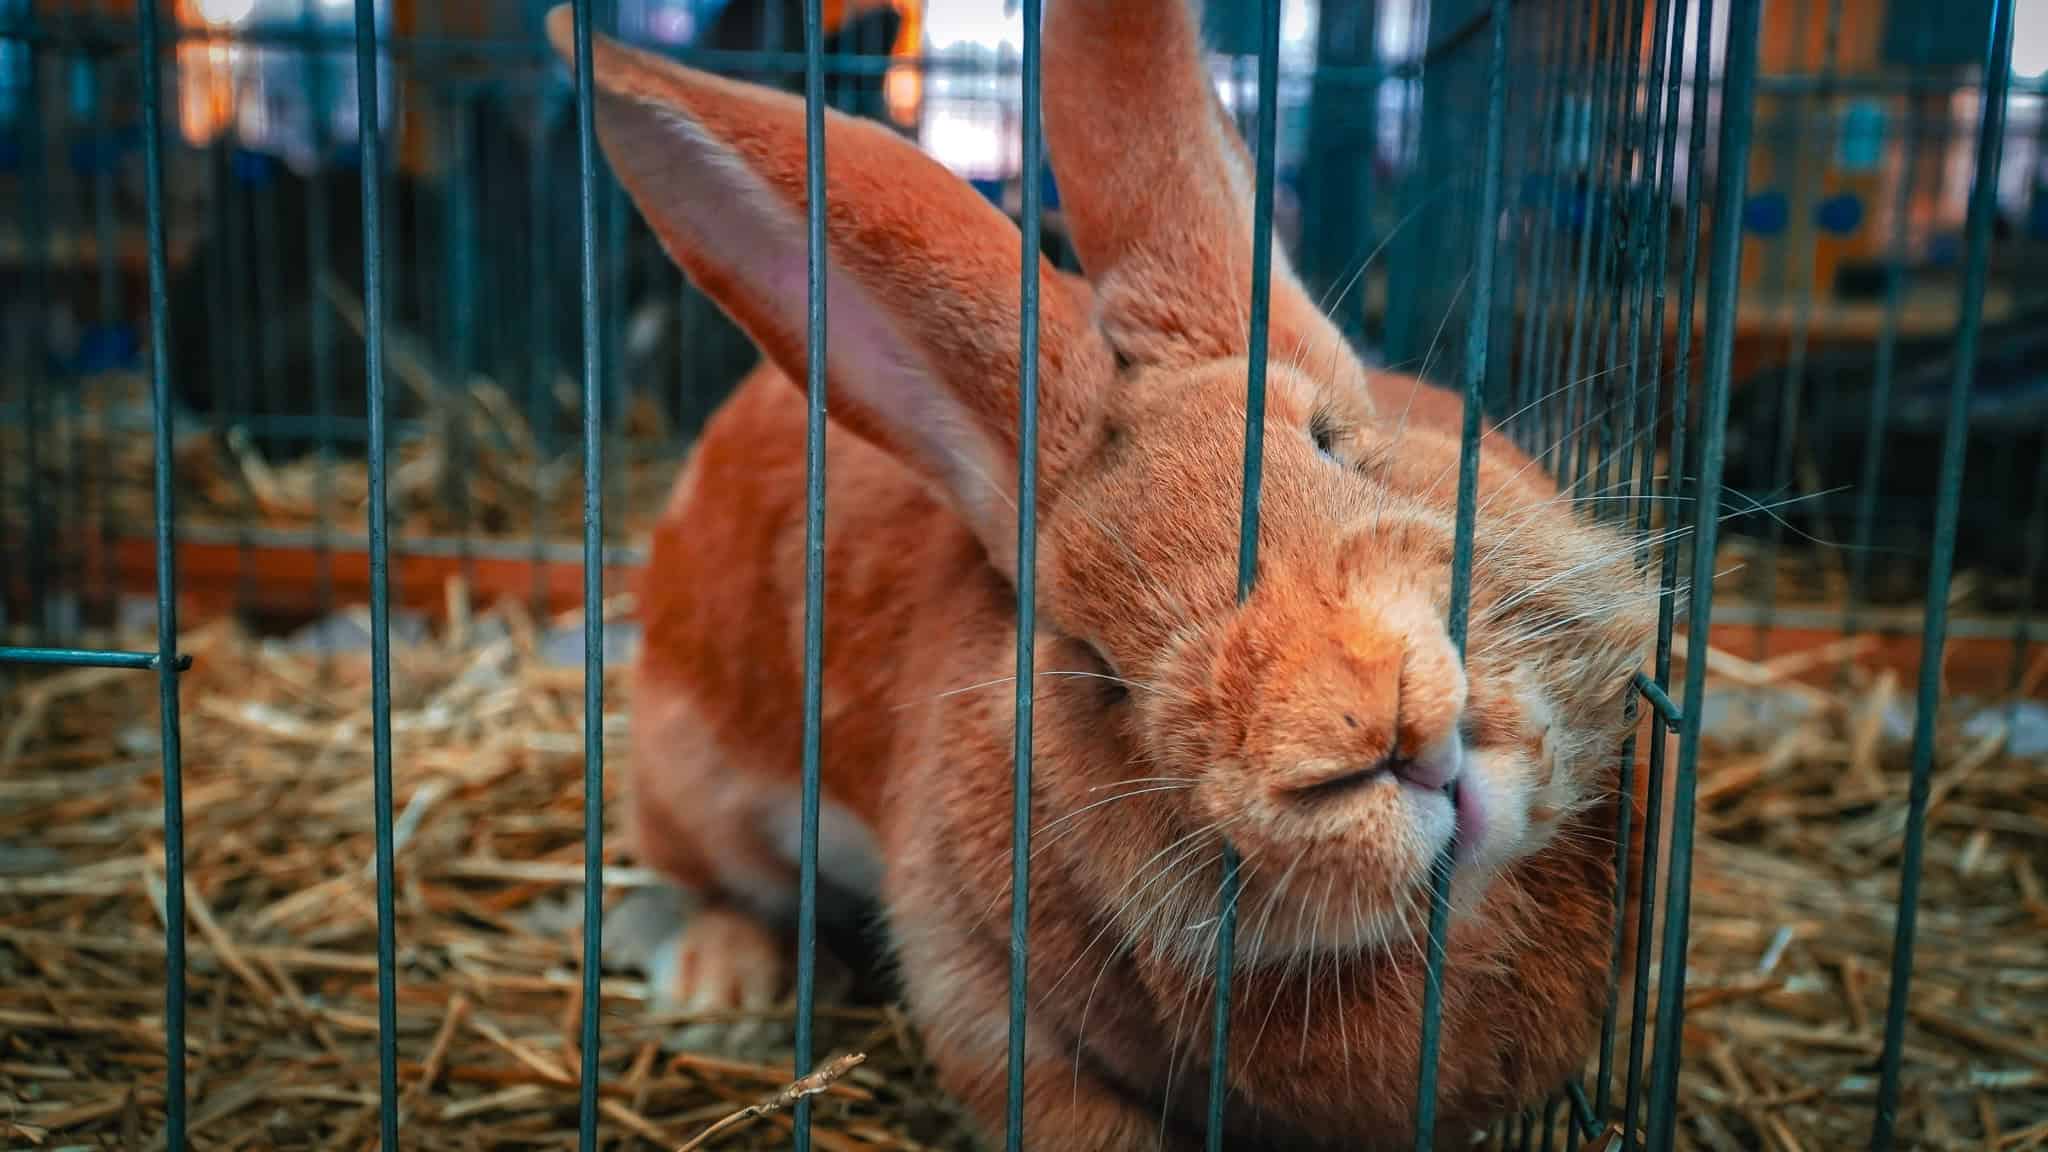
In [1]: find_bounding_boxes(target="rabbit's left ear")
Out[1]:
[546,7,1113,579]
[1043,0,1361,396]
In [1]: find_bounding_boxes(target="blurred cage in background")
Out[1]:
[0,0,2041,639]
[0,0,2044,1148]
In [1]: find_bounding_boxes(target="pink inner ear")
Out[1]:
[596,90,1017,566]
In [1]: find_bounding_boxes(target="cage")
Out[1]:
[0,0,2042,1148]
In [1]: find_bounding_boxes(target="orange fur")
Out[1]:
[553,1,1658,1146]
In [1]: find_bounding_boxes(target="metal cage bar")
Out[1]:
[1870,3,2017,1147]
[791,0,830,1142]
[1003,0,1046,1146]
[1748,0,1847,665]
[1207,2,1284,1144]
[1414,0,1511,1146]
[349,0,402,1142]
[0,0,196,1145]
[1624,0,1717,1142]
[1646,1,1765,1146]
[569,0,608,1143]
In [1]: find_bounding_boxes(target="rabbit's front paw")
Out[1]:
[648,905,786,1054]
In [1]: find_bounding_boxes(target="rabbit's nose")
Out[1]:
[1390,732,1463,792]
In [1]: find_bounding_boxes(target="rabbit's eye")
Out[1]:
[1308,410,1342,461]
[1090,648,1130,703]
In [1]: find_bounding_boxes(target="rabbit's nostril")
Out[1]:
[1391,734,1464,792]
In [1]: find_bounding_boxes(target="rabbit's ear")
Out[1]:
[1043,0,1356,384]
[546,7,1111,577]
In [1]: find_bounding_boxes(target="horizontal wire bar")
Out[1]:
[112,526,648,569]
[0,646,192,671]
[1632,672,1682,727]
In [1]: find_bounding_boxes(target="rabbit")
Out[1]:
[547,0,1658,1145]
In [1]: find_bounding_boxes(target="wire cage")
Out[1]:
[0,0,2041,1148]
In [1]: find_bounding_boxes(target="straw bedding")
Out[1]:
[4,590,2044,1151]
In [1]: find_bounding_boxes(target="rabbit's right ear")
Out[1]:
[1044,0,1360,396]
[546,7,1112,579]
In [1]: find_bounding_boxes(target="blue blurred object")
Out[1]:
[1927,231,1961,267]
[1837,100,1885,173]
[74,324,141,376]
[232,149,277,187]
[69,135,121,175]
[1814,192,1864,236]
[1743,189,1789,236]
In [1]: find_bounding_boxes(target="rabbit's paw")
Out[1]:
[647,905,787,1055]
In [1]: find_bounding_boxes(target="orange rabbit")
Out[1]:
[549,0,1656,1145]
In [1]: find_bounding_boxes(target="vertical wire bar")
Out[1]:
[568,0,606,1145]
[1754,0,1846,663]
[1646,1,1764,1147]
[1532,0,1592,462]
[299,0,337,658]
[352,0,401,1142]
[90,23,121,623]
[1844,85,1930,639]
[598,0,626,560]
[1556,0,1620,490]
[1210,4,1283,1146]
[1416,2,1510,1146]
[255,156,284,457]
[1514,4,1570,444]
[56,26,86,640]
[18,0,50,641]
[792,0,829,1142]
[138,0,187,1142]
[1381,0,1426,365]
[1587,0,1649,506]
[1002,0,1044,1146]
[1623,0,1709,1143]
[1870,3,2015,1146]
[527,78,556,613]
[225,141,255,612]
[1490,19,1529,426]
[448,86,478,589]
[1596,0,1680,1121]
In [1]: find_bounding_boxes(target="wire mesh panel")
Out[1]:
[0,0,2040,1148]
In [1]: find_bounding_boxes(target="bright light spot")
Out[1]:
[1283,0,1313,49]
[921,104,1010,177]
[2015,1,2048,81]
[923,0,1019,52]
[316,0,354,11]
[194,0,259,27]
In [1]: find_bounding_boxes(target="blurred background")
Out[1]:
[0,0,2042,637]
